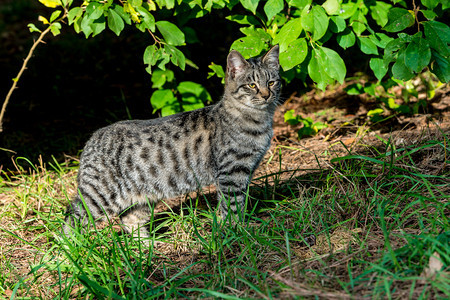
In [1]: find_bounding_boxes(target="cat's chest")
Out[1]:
[223,125,273,154]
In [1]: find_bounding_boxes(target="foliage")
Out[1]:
[29,0,450,117]
[284,109,327,138]
[150,69,212,116]
[344,71,442,121]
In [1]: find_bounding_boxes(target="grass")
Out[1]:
[0,128,449,299]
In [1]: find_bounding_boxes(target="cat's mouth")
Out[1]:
[252,96,275,106]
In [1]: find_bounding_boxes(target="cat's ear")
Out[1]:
[227,50,248,79]
[262,45,279,69]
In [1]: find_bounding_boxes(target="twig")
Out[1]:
[0,26,52,132]
[412,0,420,32]
[147,28,162,46]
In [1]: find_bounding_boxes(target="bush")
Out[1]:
[14,0,450,116]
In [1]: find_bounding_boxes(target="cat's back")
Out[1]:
[82,105,216,156]
[78,106,218,191]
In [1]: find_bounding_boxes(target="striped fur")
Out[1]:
[64,45,281,239]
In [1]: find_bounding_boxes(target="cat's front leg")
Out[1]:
[217,177,250,222]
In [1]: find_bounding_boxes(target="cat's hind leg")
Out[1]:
[119,203,152,244]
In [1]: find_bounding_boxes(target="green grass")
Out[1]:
[0,130,448,299]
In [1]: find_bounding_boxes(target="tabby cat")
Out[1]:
[63,45,281,239]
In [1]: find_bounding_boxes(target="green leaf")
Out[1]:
[135,6,155,31]
[161,104,181,117]
[273,18,302,52]
[383,38,407,64]
[423,21,450,57]
[398,32,417,43]
[313,121,327,131]
[308,48,333,90]
[68,7,83,25]
[27,23,42,33]
[156,0,175,9]
[178,81,211,111]
[150,89,177,111]
[143,45,160,73]
[421,0,439,9]
[350,9,367,35]
[301,5,329,41]
[85,2,104,21]
[50,10,61,22]
[339,2,358,19]
[367,108,384,116]
[370,57,389,81]
[344,83,364,95]
[165,45,186,70]
[226,15,261,26]
[322,0,340,15]
[363,83,377,96]
[208,63,226,82]
[383,8,415,32]
[264,0,283,21]
[336,28,355,49]
[178,80,207,95]
[240,27,271,42]
[358,36,378,55]
[80,3,105,38]
[392,49,415,81]
[284,109,300,125]
[108,8,124,36]
[386,97,400,109]
[151,69,174,89]
[231,36,266,58]
[369,33,394,48]
[318,46,346,84]
[370,1,391,27]
[82,16,106,38]
[156,51,171,71]
[288,0,311,10]
[156,21,185,46]
[279,38,308,71]
[329,16,346,33]
[129,0,143,7]
[240,0,260,14]
[421,10,437,20]
[113,5,131,25]
[50,22,61,36]
[404,37,431,73]
[430,50,450,83]
[298,124,317,138]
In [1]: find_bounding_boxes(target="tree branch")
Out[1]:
[0,25,52,132]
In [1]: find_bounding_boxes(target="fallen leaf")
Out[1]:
[423,251,443,278]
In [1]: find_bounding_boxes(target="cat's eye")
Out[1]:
[248,83,257,89]
[268,81,275,87]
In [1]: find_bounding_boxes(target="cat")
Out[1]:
[63,45,281,240]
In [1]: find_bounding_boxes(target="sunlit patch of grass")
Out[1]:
[0,129,448,298]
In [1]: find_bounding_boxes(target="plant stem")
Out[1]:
[0,26,52,132]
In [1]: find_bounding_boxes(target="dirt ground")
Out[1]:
[152,81,450,215]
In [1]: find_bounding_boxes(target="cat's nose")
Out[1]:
[261,89,270,100]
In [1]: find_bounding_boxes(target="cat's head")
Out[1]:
[226,45,281,109]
